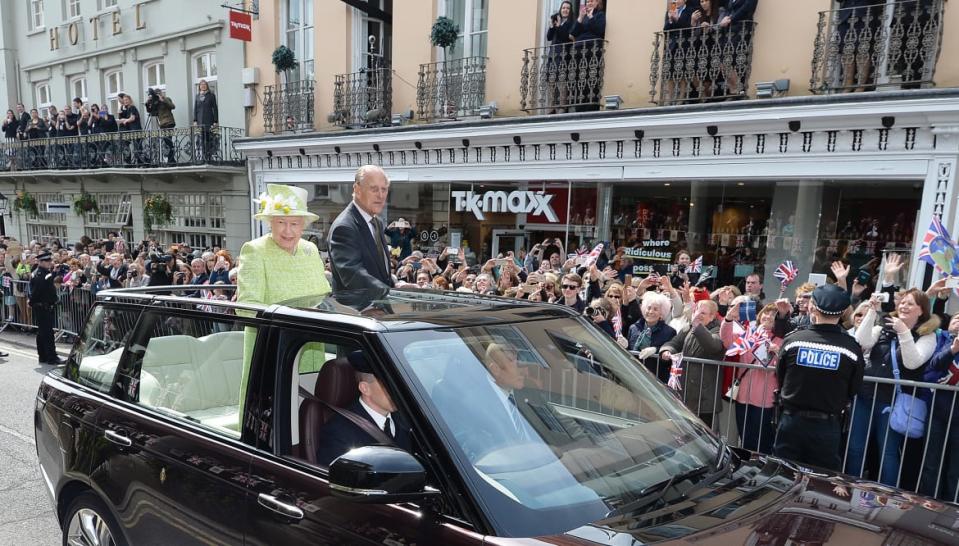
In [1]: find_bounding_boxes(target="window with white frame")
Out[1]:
[36,82,52,109]
[284,0,315,80]
[144,61,166,91]
[101,0,118,8]
[30,0,45,30]
[70,77,88,103]
[442,0,488,59]
[192,52,217,95]
[66,0,80,19]
[104,70,122,115]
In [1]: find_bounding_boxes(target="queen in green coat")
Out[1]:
[236,184,331,416]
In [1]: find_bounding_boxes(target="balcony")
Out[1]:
[650,22,758,105]
[0,127,245,172]
[331,65,392,129]
[416,56,488,122]
[810,0,944,94]
[263,80,315,134]
[520,38,607,114]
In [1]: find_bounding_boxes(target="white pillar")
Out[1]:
[909,125,959,289]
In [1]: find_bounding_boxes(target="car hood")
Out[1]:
[546,453,959,546]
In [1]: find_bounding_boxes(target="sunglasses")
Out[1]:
[607,294,622,299]
[562,284,579,290]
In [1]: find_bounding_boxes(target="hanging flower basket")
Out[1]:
[143,193,173,231]
[73,192,100,216]
[13,191,39,218]
[271,45,298,74]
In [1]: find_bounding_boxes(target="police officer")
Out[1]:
[30,251,62,365]
[773,283,864,471]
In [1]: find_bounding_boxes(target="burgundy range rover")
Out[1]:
[35,287,959,545]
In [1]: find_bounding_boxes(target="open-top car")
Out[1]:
[35,286,959,545]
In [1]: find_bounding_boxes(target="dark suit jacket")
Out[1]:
[726,0,757,23]
[570,10,606,41]
[315,399,411,467]
[664,3,697,32]
[329,202,394,294]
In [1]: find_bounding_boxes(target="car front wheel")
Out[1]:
[62,492,122,546]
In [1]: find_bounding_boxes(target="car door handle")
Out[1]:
[257,493,304,520]
[104,429,132,447]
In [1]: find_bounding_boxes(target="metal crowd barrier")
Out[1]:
[635,353,959,504]
[0,279,90,341]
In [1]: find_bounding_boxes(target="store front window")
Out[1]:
[610,180,920,296]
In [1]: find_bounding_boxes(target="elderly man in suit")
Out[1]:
[329,165,395,295]
[316,351,412,466]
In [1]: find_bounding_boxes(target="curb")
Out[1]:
[0,331,71,358]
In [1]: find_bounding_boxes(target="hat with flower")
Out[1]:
[253,184,318,223]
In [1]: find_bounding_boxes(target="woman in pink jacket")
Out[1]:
[721,300,782,455]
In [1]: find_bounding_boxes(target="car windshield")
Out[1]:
[384,317,723,538]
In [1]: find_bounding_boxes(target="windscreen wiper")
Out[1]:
[603,465,711,519]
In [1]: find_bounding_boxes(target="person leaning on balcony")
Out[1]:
[718,0,757,97]
[546,1,576,114]
[193,79,218,159]
[569,0,606,111]
[690,0,727,100]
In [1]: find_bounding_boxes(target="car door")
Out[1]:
[93,308,266,545]
[242,325,486,545]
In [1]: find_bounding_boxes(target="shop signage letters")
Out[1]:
[49,4,147,50]
[229,10,253,41]
[451,190,558,222]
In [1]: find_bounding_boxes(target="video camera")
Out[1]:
[145,88,161,115]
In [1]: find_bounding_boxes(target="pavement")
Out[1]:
[0,331,70,545]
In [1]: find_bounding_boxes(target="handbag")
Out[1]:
[725,368,749,400]
[887,339,928,439]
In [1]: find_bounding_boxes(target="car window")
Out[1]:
[385,318,722,538]
[66,304,140,393]
[278,332,366,466]
[115,311,257,439]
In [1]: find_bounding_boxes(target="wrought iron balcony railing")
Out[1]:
[520,38,607,114]
[810,0,944,94]
[263,79,315,133]
[417,56,488,122]
[0,127,244,172]
[332,66,392,129]
[649,22,757,105]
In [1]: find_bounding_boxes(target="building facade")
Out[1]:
[0,0,250,254]
[237,0,959,292]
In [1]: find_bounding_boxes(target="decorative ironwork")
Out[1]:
[810,0,944,94]
[263,79,315,133]
[417,56,488,122]
[332,63,392,129]
[649,22,757,105]
[0,127,245,172]
[520,38,607,114]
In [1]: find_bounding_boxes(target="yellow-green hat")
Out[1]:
[253,184,319,223]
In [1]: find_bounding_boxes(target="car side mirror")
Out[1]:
[329,446,441,504]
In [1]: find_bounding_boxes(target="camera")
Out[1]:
[585,306,602,318]
[145,88,160,115]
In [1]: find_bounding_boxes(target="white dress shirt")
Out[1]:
[353,200,380,242]
[358,396,394,436]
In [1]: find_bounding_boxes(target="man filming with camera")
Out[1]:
[145,88,177,164]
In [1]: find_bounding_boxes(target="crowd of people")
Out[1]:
[8,177,959,503]
[1,80,219,169]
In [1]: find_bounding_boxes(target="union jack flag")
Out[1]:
[917,215,959,275]
[774,260,799,288]
[581,243,604,269]
[667,353,684,391]
[688,256,703,273]
[725,323,771,357]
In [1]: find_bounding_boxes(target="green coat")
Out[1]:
[236,235,332,417]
